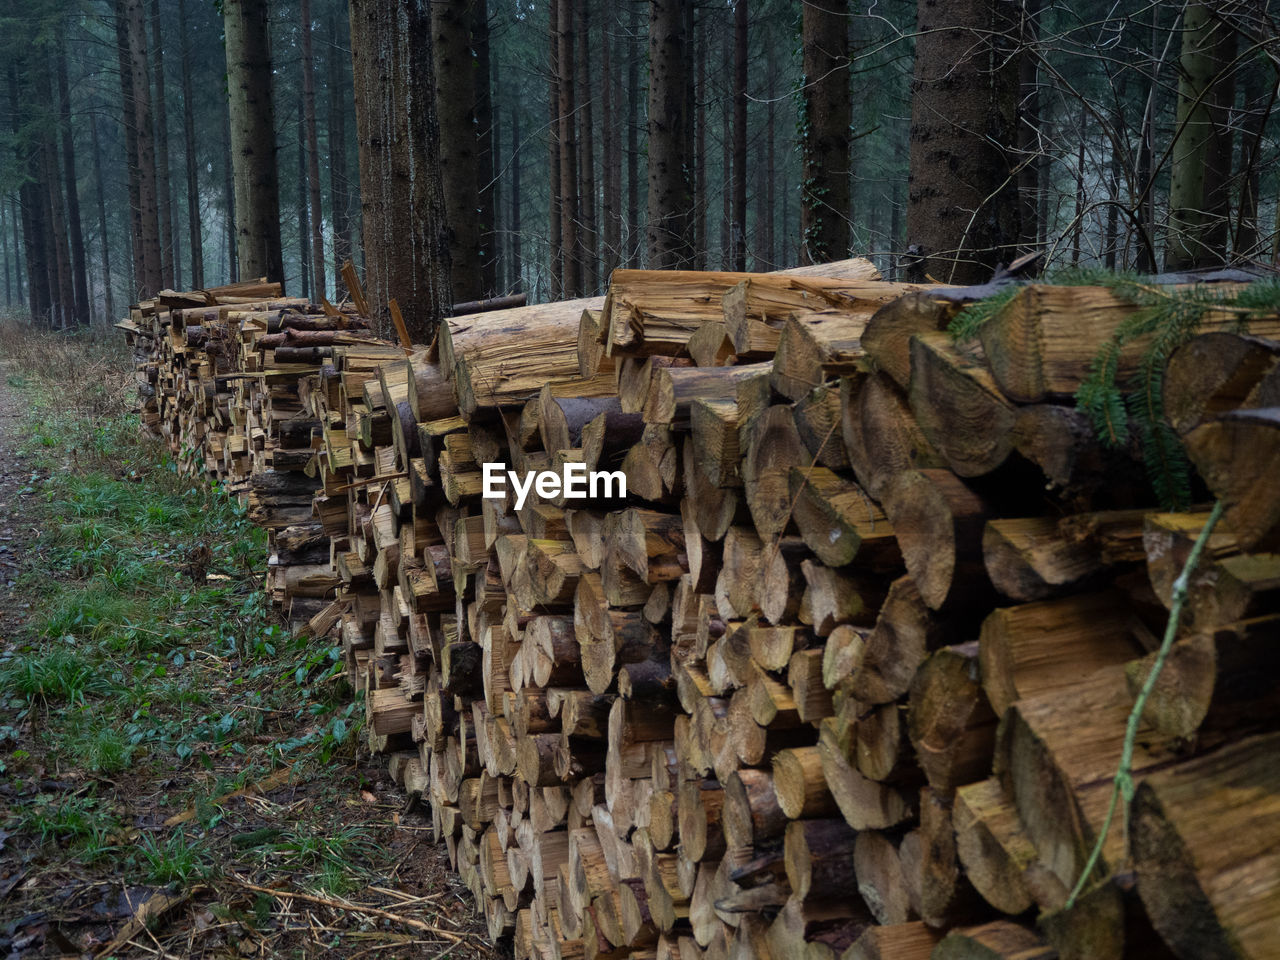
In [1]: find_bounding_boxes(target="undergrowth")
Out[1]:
[0,320,382,915]
[948,272,1280,509]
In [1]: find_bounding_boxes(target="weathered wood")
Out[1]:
[1132,730,1280,960]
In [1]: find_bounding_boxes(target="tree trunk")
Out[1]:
[178,0,203,289]
[121,0,163,298]
[1,200,8,307]
[1232,52,1272,258]
[646,0,694,268]
[693,18,706,270]
[432,0,482,303]
[548,0,562,298]
[8,195,24,307]
[576,0,598,293]
[35,60,73,327]
[557,0,581,296]
[601,14,620,279]
[800,0,849,266]
[348,0,452,342]
[1165,2,1235,270]
[720,8,732,269]
[1072,132,1084,266]
[90,116,115,323]
[56,31,88,325]
[474,0,497,295]
[511,93,522,288]
[326,8,349,295]
[223,0,283,284]
[10,61,48,319]
[296,112,310,298]
[222,102,237,282]
[1015,0,1041,254]
[764,32,776,268]
[111,14,141,302]
[731,0,748,271]
[149,0,175,289]
[626,0,640,267]
[905,0,1020,284]
[300,0,327,297]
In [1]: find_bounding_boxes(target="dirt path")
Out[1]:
[0,367,45,642]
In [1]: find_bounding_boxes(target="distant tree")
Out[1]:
[177,0,203,289]
[433,0,483,302]
[1165,3,1237,270]
[349,0,451,341]
[299,0,326,297]
[646,0,694,268]
[905,0,1020,283]
[223,0,283,283]
[800,0,850,266]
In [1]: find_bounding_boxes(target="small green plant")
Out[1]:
[136,831,211,885]
[0,645,114,705]
[950,273,1280,509]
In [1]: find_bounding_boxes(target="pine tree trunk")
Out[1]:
[473,0,497,295]
[1232,54,1272,258]
[511,94,522,289]
[1015,0,1041,254]
[56,32,89,324]
[764,32,776,268]
[223,0,283,284]
[296,113,310,298]
[646,0,693,268]
[111,15,142,302]
[34,60,73,327]
[731,0,748,271]
[1,201,9,307]
[626,0,640,267]
[222,102,237,282]
[800,0,849,266]
[548,0,562,298]
[1165,2,1235,270]
[8,195,24,306]
[719,10,732,269]
[300,0,326,297]
[149,0,175,289]
[178,0,203,289]
[557,0,581,296]
[492,96,504,290]
[326,8,349,295]
[693,18,706,270]
[121,0,163,297]
[10,55,48,319]
[601,16,620,278]
[905,0,1020,284]
[433,0,483,302]
[576,0,598,294]
[90,117,115,323]
[348,0,452,341]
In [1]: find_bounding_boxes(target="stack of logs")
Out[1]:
[118,277,401,630]
[124,264,1280,960]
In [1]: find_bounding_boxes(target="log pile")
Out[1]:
[123,266,1280,960]
[117,278,397,630]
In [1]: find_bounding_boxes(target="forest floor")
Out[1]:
[0,321,497,960]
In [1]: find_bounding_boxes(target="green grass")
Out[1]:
[0,322,368,899]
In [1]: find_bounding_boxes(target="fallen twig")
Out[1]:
[227,876,464,942]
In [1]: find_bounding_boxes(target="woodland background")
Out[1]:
[0,0,1276,339]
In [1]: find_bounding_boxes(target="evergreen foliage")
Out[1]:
[951,274,1280,510]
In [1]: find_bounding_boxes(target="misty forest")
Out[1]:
[0,0,1276,340]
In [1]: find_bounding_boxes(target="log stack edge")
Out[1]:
[117,264,1280,960]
